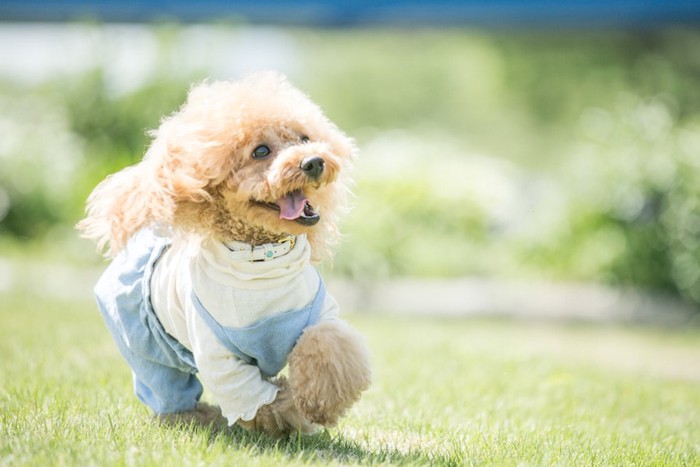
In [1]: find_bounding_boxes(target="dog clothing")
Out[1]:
[94,228,339,424]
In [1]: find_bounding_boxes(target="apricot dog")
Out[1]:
[78,73,371,437]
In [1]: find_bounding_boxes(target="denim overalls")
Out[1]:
[94,229,324,414]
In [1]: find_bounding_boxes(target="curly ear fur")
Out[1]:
[76,136,225,257]
[76,160,169,258]
[305,171,354,264]
[77,99,237,257]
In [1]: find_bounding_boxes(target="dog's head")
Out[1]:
[78,73,355,261]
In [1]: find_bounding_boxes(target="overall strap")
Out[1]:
[190,275,326,377]
[190,291,253,365]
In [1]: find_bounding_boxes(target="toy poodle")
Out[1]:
[77,72,372,438]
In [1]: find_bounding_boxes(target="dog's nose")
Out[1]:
[300,156,325,179]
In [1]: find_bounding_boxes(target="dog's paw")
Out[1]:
[236,377,317,438]
[288,320,372,426]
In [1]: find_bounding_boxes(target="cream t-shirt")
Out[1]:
[149,234,339,424]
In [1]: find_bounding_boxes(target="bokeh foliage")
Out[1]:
[1,25,700,306]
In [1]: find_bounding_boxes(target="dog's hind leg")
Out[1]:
[287,320,371,426]
[156,402,228,431]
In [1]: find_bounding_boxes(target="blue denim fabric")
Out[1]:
[190,278,325,379]
[94,229,202,414]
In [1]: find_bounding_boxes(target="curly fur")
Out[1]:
[288,321,372,426]
[78,72,371,438]
[236,377,317,438]
[77,72,355,262]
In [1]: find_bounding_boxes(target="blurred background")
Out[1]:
[2,1,700,324]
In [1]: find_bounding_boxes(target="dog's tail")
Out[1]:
[76,159,173,258]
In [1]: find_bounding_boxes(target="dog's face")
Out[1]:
[150,73,355,252]
[226,118,347,236]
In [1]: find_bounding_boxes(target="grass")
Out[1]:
[1,287,699,466]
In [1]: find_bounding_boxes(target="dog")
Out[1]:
[77,72,371,437]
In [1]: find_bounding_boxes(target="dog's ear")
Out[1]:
[76,111,233,257]
[76,148,174,257]
[305,136,357,264]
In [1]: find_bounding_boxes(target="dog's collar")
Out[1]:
[223,236,296,262]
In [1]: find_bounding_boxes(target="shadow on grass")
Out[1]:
[179,423,454,465]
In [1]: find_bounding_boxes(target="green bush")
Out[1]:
[333,132,519,278]
[0,91,83,237]
[551,96,700,302]
[2,25,700,308]
[0,67,190,238]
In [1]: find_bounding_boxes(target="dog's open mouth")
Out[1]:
[254,189,320,226]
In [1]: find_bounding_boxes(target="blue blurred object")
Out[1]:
[1,0,699,28]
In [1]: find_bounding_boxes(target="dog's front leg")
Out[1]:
[287,320,372,426]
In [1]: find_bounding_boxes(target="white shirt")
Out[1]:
[149,234,339,424]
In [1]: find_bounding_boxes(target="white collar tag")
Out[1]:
[224,236,296,262]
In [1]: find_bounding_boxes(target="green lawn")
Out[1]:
[1,289,699,466]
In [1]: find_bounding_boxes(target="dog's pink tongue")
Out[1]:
[277,190,307,220]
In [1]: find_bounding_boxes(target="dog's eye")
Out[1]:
[301,135,310,143]
[252,145,271,159]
